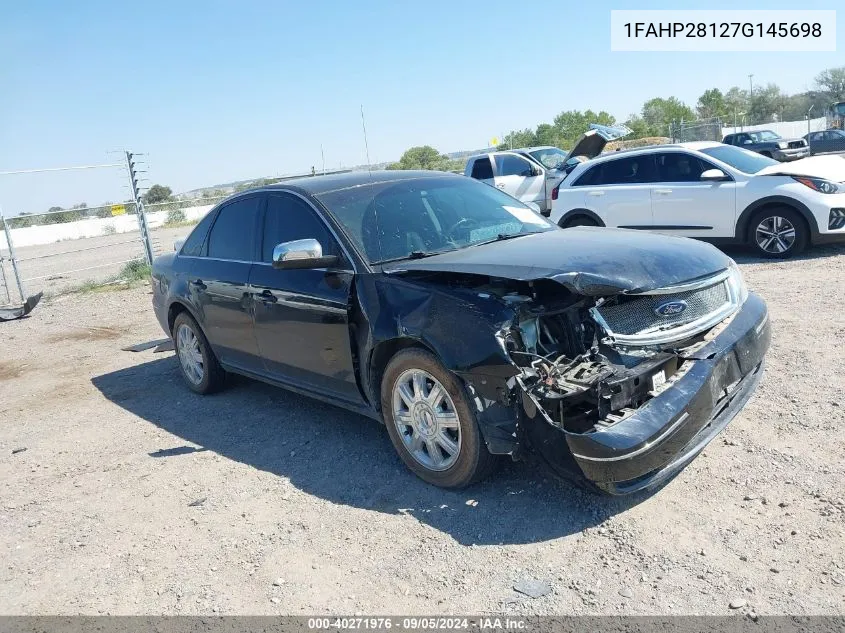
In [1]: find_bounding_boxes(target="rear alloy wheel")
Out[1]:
[381,349,496,488]
[749,207,807,258]
[173,312,226,394]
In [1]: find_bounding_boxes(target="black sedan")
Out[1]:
[804,129,845,155]
[151,171,770,493]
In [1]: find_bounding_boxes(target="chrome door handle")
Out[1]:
[654,189,673,195]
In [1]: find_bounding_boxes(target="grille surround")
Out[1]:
[591,270,741,347]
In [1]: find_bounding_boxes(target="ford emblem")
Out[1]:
[654,300,687,317]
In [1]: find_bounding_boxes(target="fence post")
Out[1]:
[0,254,11,304]
[125,151,154,265]
[0,208,26,302]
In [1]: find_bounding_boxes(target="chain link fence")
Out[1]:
[0,155,153,302]
[669,118,724,143]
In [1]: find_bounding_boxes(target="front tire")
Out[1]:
[173,312,226,394]
[748,207,808,259]
[381,349,496,488]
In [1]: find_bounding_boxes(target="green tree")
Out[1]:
[696,88,727,119]
[143,184,173,205]
[641,97,696,136]
[389,146,452,171]
[815,66,845,102]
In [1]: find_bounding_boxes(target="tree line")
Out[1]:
[391,65,845,170]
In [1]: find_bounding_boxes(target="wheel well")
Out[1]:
[558,209,605,228]
[368,338,435,413]
[167,301,190,334]
[745,203,810,243]
[759,150,772,157]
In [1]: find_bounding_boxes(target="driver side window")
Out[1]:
[495,154,534,177]
[261,193,339,263]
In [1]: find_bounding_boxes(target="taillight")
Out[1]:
[551,184,560,201]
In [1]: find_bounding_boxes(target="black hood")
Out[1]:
[382,228,732,295]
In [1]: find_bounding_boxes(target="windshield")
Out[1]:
[316,176,555,264]
[528,147,569,170]
[700,145,779,174]
[750,130,781,142]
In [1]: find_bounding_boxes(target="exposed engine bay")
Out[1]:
[484,277,728,436]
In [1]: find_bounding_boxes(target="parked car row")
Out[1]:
[466,133,845,258]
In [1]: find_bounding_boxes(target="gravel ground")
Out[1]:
[0,243,843,616]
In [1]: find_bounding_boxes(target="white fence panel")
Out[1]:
[0,204,215,250]
[721,116,827,139]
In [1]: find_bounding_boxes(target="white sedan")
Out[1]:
[550,141,845,258]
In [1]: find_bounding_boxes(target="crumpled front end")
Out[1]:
[495,264,770,494]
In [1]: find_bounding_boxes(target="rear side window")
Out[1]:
[655,152,715,182]
[262,193,338,263]
[470,157,494,180]
[207,196,262,261]
[574,156,657,186]
[495,154,533,177]
[180,209,216,256]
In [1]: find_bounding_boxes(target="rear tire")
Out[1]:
[381,349,497,488]
[173,312,226,394]
[561,215,599,228]
[747,207,808,259]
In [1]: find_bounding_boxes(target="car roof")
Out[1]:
[516,146,561,153]
[255,169,463,196]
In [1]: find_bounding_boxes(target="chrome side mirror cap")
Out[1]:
[272,238,339,270]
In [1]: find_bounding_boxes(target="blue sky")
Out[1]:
[1,0,842,215]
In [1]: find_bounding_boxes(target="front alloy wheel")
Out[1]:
[748,207,807,259]
[381,348,496,488]
[392,369,461,471]
[755,215,796,255]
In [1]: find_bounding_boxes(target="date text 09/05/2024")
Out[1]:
[622,22,822,39]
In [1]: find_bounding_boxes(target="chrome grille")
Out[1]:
[597,282,730,336]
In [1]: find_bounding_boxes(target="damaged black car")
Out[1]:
[151,171,771,494]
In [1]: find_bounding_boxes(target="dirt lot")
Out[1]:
[1,243,844,616]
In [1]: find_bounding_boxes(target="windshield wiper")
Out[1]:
[375,250,439,265]
[469,233,530,248]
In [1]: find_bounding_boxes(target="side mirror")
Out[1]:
[272,238,339,270]
[700,168,729,182]
[174,238,185,252]
[742,139,753,145]
[530,165,543,177]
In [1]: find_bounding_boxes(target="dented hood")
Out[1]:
[383,227,731,295]
[756,155,845,181]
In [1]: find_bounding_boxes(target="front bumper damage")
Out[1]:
[519,292,770,494]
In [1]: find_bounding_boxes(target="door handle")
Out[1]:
[587,191,605,197]
[654,189,673,195]
[190,279,206,290]
[256,289,277,304]
[496,184,506,189]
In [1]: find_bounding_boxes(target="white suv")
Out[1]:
[550,141,845,258]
